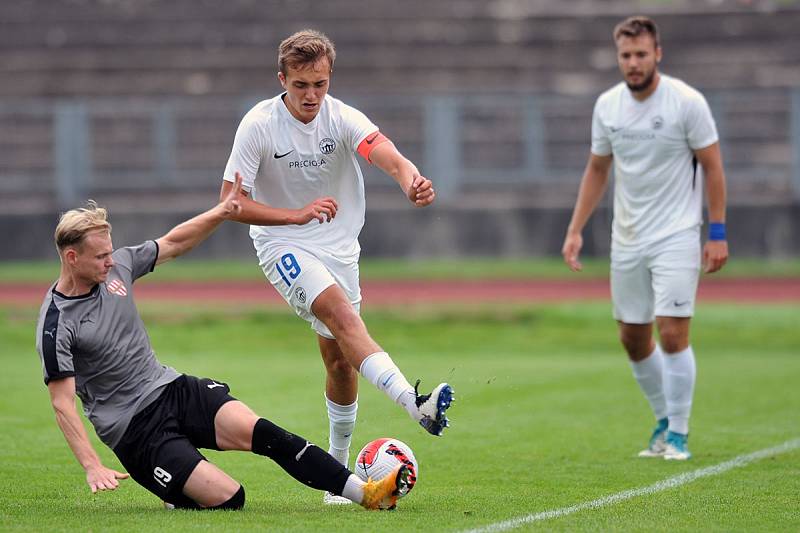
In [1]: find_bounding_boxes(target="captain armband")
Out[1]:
[356,131,390,163]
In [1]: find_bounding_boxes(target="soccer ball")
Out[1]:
[355,437,418,506]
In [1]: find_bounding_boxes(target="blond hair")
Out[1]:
[278,29,336,75]
[55,200,111,253]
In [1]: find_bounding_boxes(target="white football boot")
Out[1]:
[414,380,454,436]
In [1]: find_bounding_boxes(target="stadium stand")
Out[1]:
[1,0,799,257]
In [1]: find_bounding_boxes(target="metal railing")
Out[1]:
[1,89,798,209]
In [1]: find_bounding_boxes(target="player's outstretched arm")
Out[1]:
[219,178,338,226]
[694,142,729,273]
[155,173,244,265]
[48,377,129,493]
[368,141,435,207]
[562,153,613,272]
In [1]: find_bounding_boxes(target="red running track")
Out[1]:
[2,278,799,305]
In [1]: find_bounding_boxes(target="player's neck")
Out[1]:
[55,270,95,297]
[630,72,661,102]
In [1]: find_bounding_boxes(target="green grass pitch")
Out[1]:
[1,301,798,531]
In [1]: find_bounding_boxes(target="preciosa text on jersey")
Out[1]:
[288,158,328,169]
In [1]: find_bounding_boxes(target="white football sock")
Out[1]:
[359,352,418,420]
[663,346,696,435]
[629,344,668,421]
[341,474,365,504]
[326,395,357,468]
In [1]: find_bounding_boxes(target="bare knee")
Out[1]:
[656,318,690,353]
[319,337,347,369]
[620,336,652,362]
[658,330,688,353]
[182,460,243,508]
[324,352,355,379]
[176,485,245,511]
[214,401,260,451]
[618,324,654,362]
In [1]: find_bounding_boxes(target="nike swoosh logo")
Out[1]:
[274,150,294,159]
[381,372,395,387]
[365,132,379,144]
[610,127,622,132]
[673,300,690,307]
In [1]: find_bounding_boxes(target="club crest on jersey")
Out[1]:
[107,278,128,297]
[651,115,664,130]
[319,138,336,155]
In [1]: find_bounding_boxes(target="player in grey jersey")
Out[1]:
[35,173,410,511]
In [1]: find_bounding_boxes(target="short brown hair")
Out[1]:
[613,16,660,48]
[278,29,336,74]
[55,200,111,253]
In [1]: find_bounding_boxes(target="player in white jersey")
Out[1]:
[219,30,453,502]
[561,16,729,460]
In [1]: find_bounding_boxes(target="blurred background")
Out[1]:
[1,0,799,260]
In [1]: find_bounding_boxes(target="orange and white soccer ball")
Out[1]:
[355,437,418,506]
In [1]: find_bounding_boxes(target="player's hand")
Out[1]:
[562,232,583,272]
[406,174,435,207]
[219,172,244,218]
[294,197,338,224]
[703,240,728,273]
[85,464,129,493]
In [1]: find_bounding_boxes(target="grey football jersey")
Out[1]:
[35,240,180,448]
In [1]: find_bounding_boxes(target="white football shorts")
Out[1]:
[610,227,701,324]
[256,244,361,339]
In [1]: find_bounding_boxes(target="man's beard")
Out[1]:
[626,69,656,92]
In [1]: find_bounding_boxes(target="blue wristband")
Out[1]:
[709,222,726,241]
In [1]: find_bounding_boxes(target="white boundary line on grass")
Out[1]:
[462,438,800,533]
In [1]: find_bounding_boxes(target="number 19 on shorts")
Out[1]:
[275,253,301,287]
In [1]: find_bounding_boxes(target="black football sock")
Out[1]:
[251,418,351,495]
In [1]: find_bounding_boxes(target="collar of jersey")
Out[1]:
[278,92,323,132]
[52,282,100,300]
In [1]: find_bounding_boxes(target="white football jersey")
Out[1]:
[223,94,378,260]
[591,74,718,248]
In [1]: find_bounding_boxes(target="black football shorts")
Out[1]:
[113,374,237,506]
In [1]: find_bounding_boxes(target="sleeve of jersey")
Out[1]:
[590,99,612,156]
[356,131,390,163]
[39,300,75,385]
[684,94,719,151]
[115,241,158,282]
[222,110,266,193]
[337,102,384,163]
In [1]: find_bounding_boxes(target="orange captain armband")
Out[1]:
[356,131,390,163]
